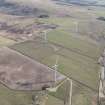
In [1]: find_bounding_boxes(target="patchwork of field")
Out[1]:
[0,14,104,105]
[0,83,61,105]
[0,83,63,105]
[47,29,103,59]
[50,80,97,105]
[11,37,102,88]
[40,17,105,44]
[0,84,33,105]
[0,1,105,105]
[46,95,64,105]
[10,35,103,105]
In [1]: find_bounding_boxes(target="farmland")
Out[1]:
[0,0,105,105]
[10,35,102,105]
[11,34,103,89]
[0,15,104,105]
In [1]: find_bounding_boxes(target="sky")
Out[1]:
[5,0,56,9]
[5,0,52,5]
[2,0,105,7]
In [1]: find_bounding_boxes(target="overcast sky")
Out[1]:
[5,0,51,5]
[4,0,105,7]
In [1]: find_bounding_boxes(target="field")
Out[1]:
[0,36,15,47]
[50,80,97,105]
[10,35,103,105]
[39,16,105,45]
[0,47,65,105]
[47,29,103,59]
[11,37,102,89]
[0,82,64,105]
[0,0,105,105]
[0,14,104,105]
[0,47,65,91]
[0,37,34,105]
[0,84,32,105]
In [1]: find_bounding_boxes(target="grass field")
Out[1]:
[0,82,96,105]
[39,17,75,28]
[46,95,64,105]
[0,2,103,105]
[0,36,64,105]
[10,37,101,105]
[47,29,103,59]
[0,14,103,105]
[0,35,99,105]
[0,83,63,105]
[0,84,33,105]
[11,38,101,89]
[49,80,97,105]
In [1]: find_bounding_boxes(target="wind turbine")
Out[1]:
[64,78,73,105]
[53,55,59,83]
[68,78,73,105]
[74,21,79,33]
[43,30,47,43]
[47,55,59,92]
[46,56,73,105]
[42,29,52,42]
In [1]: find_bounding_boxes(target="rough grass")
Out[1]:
[47,29,103,59]
[11,40,55,61]
[39,17,75,28]
[10,26,103,105]
[0,84,33,105]
[0,83,62,105]
[0,5,101,105]
[46,95,64,105]
[11,39,101,90]
[41,54,100,90]
[49,80,96,105]
[0,36,15,47]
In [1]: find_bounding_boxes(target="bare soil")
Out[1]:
[0,47,65,91]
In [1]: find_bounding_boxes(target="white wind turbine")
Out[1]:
[46,56,73,105]
[47,55,60,92]
[74,21,79,33]
[43,30,47,43]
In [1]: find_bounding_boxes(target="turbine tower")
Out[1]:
[43,30,47,43]
[52,55,59,83]
[64,78,73,105]
[74,21,79,33]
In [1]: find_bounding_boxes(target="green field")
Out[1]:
[39,17,75,28]
[0,16,103,105]
[0,83,63,105]
[11,38,101,90]
[0,84,33,105]
[47,29,103,59]
[10,37,101,105]
[0,2,104,105]
[46,95,64,105]
[49,80,96,105]
[0,36,64,105]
